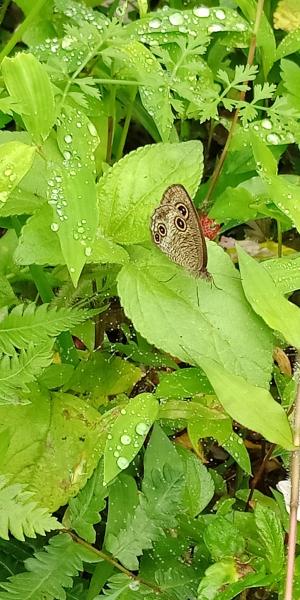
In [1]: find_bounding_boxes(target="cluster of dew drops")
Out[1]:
[105,411,149,482]
[138,6,248,43]
[0,165,18,205]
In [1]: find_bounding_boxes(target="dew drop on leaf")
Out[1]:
[51,222,59,232]
[120,434,131,445]
[135,422,148,436]
[169,12,184,25]
[215,9,226,20]
[193,6,210,17]
[64,134,73,144]
[149,18,161,28]
[117,456,129,470]
[261,119,272,130]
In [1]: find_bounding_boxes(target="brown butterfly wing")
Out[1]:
[151,184,208,277]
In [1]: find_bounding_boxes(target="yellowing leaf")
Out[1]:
[274,0,300,32]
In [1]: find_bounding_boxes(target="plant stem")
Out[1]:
[11,217,79,365]
[116,86,137,161]
[277,219,282,258]
[0,0,48,64]
[94,78,140,86]
[201,0,266,214]
[284,354,300,600]
[68,531,172,598]
[106,85,117,163]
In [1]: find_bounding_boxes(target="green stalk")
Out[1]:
[116,86,137,161]
[12,217,79,365]
[0,0,48,64]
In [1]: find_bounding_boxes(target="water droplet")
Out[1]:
[261,119,272,130]
[87,122,98,137]
[208,24,224,33]
[215,9,226,20]
[117,456,129,470]
[63,151,72,160]
[266,133,280,145]
[120,408,127,415]
[136,422,148,436]
[84,246,92,256]
[169,12,184,25]
[64,134,73,144]
[149,18,161,28]
[129,580,140,591]
[193,6,210,17]
[121,434,131,445]
[4,168,12,177]
[51,222,59,232]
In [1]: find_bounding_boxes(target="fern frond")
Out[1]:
[0,304,88,355]
[0,533,98,600]
[0,341,54,404]
[99,574,153,598]
[0,476,61,542]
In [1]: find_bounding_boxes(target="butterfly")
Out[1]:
[150,184,211,280]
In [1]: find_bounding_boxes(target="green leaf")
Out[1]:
[255,504,284,575]
[198,357,293,450]
[265,175,300,232]
[0,341,54,405]
[204,516,245,561]
[14,205,127,268]
[223,432,251,475]
[1,54,56,144]
[97,141,203,244]
[56,107,99,175]
[0,303,88,355]
[0,142,36,207]
[111,41,173,142]
[69,353,142,396]
[63,460,107,543]
[117,243,273,388]
[177,446,214,518]
[250,130,278,178]
[0,476,61,542]
[0,389,114,510]
[0,533,99,600]
[156,367,213,399]
[104,393,159,484]
[46,153,98,286]
[237,245,300,348]
[276,29,300,60]
[142,424,184,528]
[263,254,300,295]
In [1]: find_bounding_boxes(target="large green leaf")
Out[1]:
[198,357,293,449]
[46,157,98,286]
[1,54,56,144]
[14,204,128,267]
[237,245,300,348]
[104,393,159,484]
[0,389,115,510]
[117,243,273,388]
[97,141,203,244]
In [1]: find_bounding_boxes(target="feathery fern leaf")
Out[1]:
[63,460,107,543]
[0,341,54,404]
[0,304,88,355]
[0,533,99,600]
[99,574,155,599]
[0,476,61,541]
